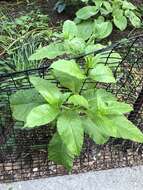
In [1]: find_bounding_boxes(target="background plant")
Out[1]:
[54,0,141,41]
[74,0,141,40]
[0,10,52,74]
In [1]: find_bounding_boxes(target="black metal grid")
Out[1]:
[0,35,143,183]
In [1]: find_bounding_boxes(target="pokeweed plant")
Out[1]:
[10,56,143,171]
[75,0,141,40]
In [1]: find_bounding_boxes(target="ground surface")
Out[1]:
[1,166,143,190]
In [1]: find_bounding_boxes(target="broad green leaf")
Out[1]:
[122,1,136,10]
[68,95,89,109]
[10,89,45,122]
[89,113,117,137]
[74,17,82,24]
[113,15,127,31]
[94,20,113,39]
[57,111,84,155]
[89,94,107,114]
[101,101,133,115]
[96,16,105,22]
[83,89,117,103]
[85,44,105,54]
[90,97,132,115]
[63,20,78,39]
[125,10,141,28]
[48,132,74,171]
[76,6,98,20]
[89,64,116,83]
[108,115,143,143]
[89,113,143,143]
[29,43,65,60]
[30,77,62,105]
[77,21,94,40]
[25,104,59,128]
[103,1,112,12]
[100,7,111,15]
[94,0,103,8]
[52,70,83,93]
[100,52,122,65]
[64,37,85,55]
[82,117,109,144]
[113,10,127,31]
[84,89,131,115]
[85,44,121,68]
[50,60,85,80]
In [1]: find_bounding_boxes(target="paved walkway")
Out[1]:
[1,166,143,190]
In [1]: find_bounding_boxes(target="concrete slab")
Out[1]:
[1,166,143,190]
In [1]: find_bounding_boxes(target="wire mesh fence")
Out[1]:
[0,35,143,183]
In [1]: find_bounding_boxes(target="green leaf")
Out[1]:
[63,20,78,39]
[30,77,62,105]
[83,89,117,105]
[94,20,113,39]
[52,70,83,93]
[85,89,132,115]
[29,43,65,60]
[10,89,45,122]
[100,52,122,65]
[89,113,143,143]
[122,1,136,10]
[108,115,143,143]
[64,37,85,55]
[50,59,85,80]
[89,113,117,137]
[101,101,133,115]
[68,95,89,109]
[125,10,141,28]
[95,0,103,8]
[85,44,105,54]
[57,111,84,156]
[103,1,112,12]
[77,21,94,40]
[85,44,121,68]
[82,117,109,144]
[48,133,74,171]
[25,104,59,128]
[76,6,98,20]
[100,8,111,15]
[89,64,116,83]
[113,10,127,31]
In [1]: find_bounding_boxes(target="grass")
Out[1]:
[0,9,52,74]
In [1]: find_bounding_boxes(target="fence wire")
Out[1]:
[0,35,143,183]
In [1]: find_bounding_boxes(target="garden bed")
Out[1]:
[0,0,143,184]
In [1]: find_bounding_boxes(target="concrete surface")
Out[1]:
[1,166,143,190]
